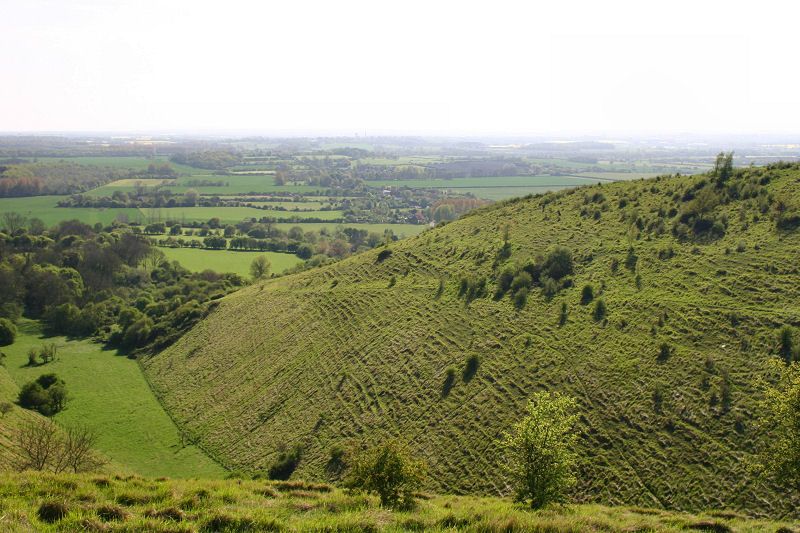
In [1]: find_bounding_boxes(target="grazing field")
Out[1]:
[86,175,324,197]
[145,165,800,515]
[36,156,210,175]
[456,186,576,200]
[0,196,142,226]
[138,206,344,224]
[2,321,225,478]
[368,175,600,189]
[159,247,303,277]
[0,473,795,533]
[270,222,428,237]
[571,171,664,181]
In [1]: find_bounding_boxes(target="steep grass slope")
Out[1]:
[144,165,800,516]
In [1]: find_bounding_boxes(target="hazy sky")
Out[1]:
[2,0,800,136]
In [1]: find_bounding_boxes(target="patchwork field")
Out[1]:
[159,248,303,278]
[2,321,225,478]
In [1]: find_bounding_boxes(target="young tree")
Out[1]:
[250,255,271,280]
[755,360,800,490]
[500,391,579,509]
[344,439,426,509]
[16,419,102,473]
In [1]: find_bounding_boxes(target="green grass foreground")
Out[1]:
[0,472,795,532]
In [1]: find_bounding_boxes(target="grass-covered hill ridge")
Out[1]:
[144,163,800,516]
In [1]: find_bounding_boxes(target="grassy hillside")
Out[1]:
[2,321,224,478]
[0,473,795,532]
[144,164,800,516]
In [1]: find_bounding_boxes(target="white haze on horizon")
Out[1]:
[1,0,800,137]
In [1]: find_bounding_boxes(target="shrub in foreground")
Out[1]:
[344,439,426,509]
[500,391,579,509]
[0,318,16,346]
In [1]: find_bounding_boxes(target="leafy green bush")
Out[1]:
[0,317,16,346]
[500,391,579,508]
[344,440,426,509]
[18,373,67,416]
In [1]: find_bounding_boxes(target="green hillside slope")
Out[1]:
[144,164,800,516]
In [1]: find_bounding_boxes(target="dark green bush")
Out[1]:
[18,373,67,416]
[580,285,594,305]
[463,355,480,382]
[0,317,16,346]
[592,299,607,321]
[268,444,303,480]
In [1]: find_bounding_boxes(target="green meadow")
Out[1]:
[0,196,142,226]
[159,247,303,278]
[2,321,225,478]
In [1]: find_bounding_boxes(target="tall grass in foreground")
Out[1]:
[0,472,795,532]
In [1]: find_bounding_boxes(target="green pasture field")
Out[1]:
[456,186,577,200]
[159,247,303,278]
[2,320,225,478]
[35,155,211,175]
[0,196,142,227]
[138,207,345,224]
[86,175,324,196]
[367,175,603,190]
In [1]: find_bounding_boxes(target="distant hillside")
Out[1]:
[144,163,800,516]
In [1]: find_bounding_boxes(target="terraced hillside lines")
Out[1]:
[145,167,800,516]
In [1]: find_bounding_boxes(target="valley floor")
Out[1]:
[2,320,224,478]
[0,472,797,532]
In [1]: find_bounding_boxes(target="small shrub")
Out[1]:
[580,284,594,305]
[268,444,303,480]
[344,440,426,509]
[463,354,480,382]
[37,500,69,523]
[592,299,607,321]
[442,367,456,396]
[376,248,392,262]
[0,318,16,346]
[514,287,529,308]
[387,275,396,288]
[658,343,672,362]
[558,302,568,326]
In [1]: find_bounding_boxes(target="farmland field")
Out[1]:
[159,247,303,277]
[0,196,142,226]
[86,175,324,196]
[2,320,225,478]
[138,206,344,224]
[367,175,602,189]
[36,155,211,175]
